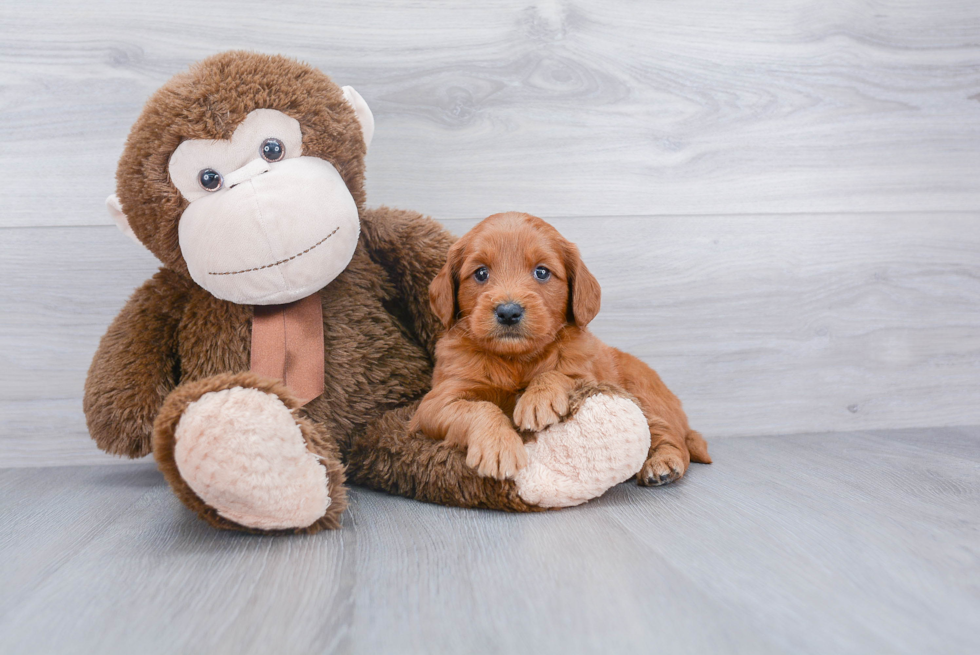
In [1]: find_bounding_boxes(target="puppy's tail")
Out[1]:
[686,430,712,464]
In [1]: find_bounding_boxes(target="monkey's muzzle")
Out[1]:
[178,156,360,305]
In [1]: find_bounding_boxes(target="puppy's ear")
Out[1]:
[430,239,466,328]
[564,240,601,327]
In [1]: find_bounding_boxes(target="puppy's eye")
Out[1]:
[473,266,489,283]
[534,266,551,282]
[198,169,223,192]
[261,138,285,162]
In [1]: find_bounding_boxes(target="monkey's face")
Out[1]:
[168,109,360,305]
[109,52,376,306]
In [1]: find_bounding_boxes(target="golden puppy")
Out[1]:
[412,212,711,483]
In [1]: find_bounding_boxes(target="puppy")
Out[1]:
[412,212,711,483]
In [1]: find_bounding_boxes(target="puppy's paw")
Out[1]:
[514,385,570,432]
[465,425,528,480]
[638,446,687,487]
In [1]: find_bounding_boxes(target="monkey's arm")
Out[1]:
[348,379,651,511]
[359,206,457,358]
[84,269,188,458]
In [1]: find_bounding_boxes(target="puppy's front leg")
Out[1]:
[513,370,577,432]
[414,390,527,480]
[456,401,528,479]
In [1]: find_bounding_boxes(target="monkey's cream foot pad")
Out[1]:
[173,387,331,530]
[514,394,650,508]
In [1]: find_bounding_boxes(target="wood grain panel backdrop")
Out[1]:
[2,0,979,466]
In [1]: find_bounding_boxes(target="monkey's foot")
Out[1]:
[153,373,346,533]
[514,383,650,508]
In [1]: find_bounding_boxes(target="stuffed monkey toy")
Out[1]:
[84,51,651,533]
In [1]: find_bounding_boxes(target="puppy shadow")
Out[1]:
[160,507,348,558]
[96,461,165,489]
[590,475,693,509]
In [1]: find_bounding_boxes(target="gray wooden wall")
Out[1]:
[2,0,979,466]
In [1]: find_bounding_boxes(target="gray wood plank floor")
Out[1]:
[1,426,977,654]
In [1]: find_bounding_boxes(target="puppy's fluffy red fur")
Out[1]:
[412,212,711,483]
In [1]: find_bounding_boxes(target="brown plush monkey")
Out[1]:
[85,52,652,533]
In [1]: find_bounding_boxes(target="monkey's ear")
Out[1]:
[341,86,375,149]
[106,194,143,246]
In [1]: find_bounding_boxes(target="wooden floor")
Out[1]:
[2,426,977,654]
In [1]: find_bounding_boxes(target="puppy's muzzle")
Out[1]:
[495,302,524,326]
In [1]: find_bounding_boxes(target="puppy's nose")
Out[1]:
[495,302,524,326]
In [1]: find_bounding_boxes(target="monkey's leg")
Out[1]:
[346,382,649,511]
[152,372,347,534]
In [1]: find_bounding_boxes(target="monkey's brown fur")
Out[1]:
[347,379,630,512]
[86,52,637,532]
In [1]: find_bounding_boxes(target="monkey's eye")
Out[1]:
[198,169,223,192]
[473,267,489,283]
[261,138,285,162]
[534,266,551,281]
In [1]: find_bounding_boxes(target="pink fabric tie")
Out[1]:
[250,292,324,405]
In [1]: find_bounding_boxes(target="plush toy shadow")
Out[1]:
[84,51,650,533]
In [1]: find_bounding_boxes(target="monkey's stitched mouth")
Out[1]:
[208,226,340,276]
